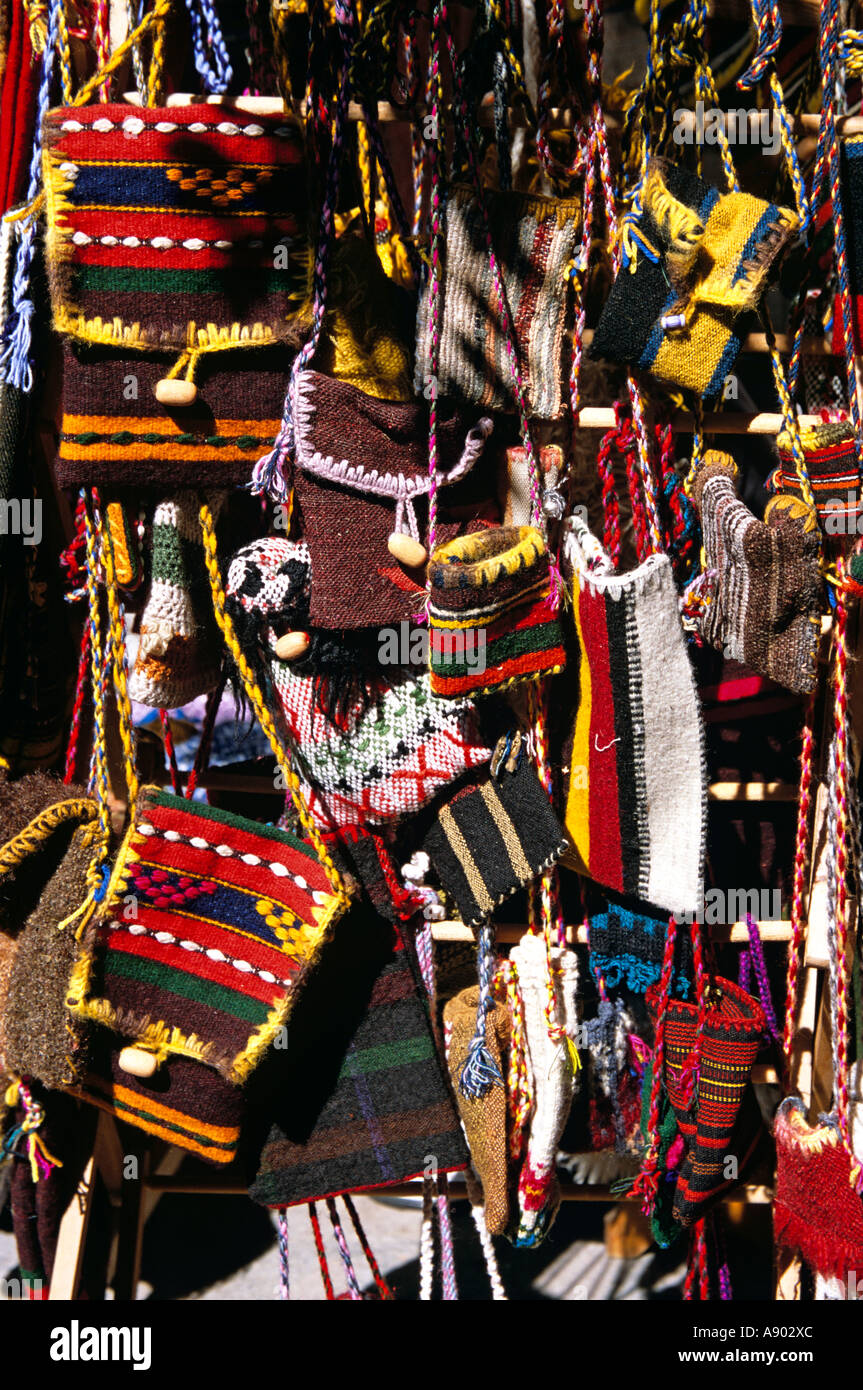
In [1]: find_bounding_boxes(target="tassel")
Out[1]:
[459,921,503,1099]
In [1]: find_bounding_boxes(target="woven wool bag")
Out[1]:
[0,774,100,1089]
[414,184,581,419]
[248,907,469,1207]
[590,157,798,400]
[769,420,861,535]
[65,786,351,1086]
[290,368,495,630]
[43,103,307,490]
[690,450,822,695]
[773,1097,863,1285]
[427,525,566,698]
[561,514,706,920]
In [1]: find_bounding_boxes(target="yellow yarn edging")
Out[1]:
[430,526,546,588]
[0,798,98,878]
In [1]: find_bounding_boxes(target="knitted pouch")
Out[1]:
[66,786,350,1084]
[774,1097,863,1282]
[510,933,580,1245]
[0,774,100,1087]
[590,158,798,400]
[444,984,512,1235]
[561,515,706,919]
[647,974,765,1227]
[55,340,293,489]
[248,909,469,1206]
[128,491,226,708]
[290,369,495,629]
[427,526,566,698]
[414,184,581,419]
[224,535,492,830]
[71,1031,245,1166]
[586,887,690,997]
[769,420,861,532]
[691,450,821,695]
[422,741,567,929]
[42,103,306,352]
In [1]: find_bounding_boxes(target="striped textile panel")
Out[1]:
[422,758,567,927]
[56,341,290,487]
[67,788,348,1084]
[428,588,566,698]
[73,1043,245,1165]
[249,915,468,1206]
[43,104,306,349]
[563,552,706,919]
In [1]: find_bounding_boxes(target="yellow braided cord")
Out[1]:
[487,0,529,106]
[357,119,375,231]
[147,0,170,106]
[198,501,350,900]
[83,497,113,874]
[99,509,139,818]
[69,0,173,108]
[56,0,74,102]
[0,800,98,877]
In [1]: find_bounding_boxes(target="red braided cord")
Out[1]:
[63,622,91,784]
[631,913,679,1212]
[595,426,622,566]
[782,693,816,1069]
[159,708,183,796]
[307,1202,335,1300]
[342,1194,395,1300]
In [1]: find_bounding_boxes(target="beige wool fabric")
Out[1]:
[445,985,513,1235]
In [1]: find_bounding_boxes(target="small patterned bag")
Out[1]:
[422,736,567,929]
[769,420,861,534]
[289,369,495,630]
[225,535,492,831]
[561,513,706,919]
[774,1097,863,1285]
[590,157,798,400]
[691,450,822,695]
[427,526,566,698]
[66,787,350,1084]
[414,184,581,419]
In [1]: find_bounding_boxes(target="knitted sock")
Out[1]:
[562,515,706,919]
[428,526,566,699]
[8,1088,81,1290]
[774,1097,863,1283]
[444,984,513,1236]
[691,450,822,695]
[414,184,582,419]
[422,747,567,928]
[771,420,860,531]
[129,491,226,708]
[510,933,579,1245]
[590,157,798,400]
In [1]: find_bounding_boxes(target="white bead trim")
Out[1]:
[59,116,295,139]
[111,920,293,988]
[135,821,329,903]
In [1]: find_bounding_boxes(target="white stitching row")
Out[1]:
[110,919,294,987]
[69,231,276,251]
[59,117,296,139]
[135,820,330,904]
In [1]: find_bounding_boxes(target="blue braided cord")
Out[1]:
[459,920,503,1100]
[183,0,233,93]
[0,0,60,392]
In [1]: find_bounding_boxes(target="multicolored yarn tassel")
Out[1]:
[1,1078,63,1184]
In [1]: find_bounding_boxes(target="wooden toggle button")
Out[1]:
[118,1046,159,1078]
[154,378,198,407]
[387,532,428,567]
[274,631,310,661]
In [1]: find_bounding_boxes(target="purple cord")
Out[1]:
[745,913,780,1044]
